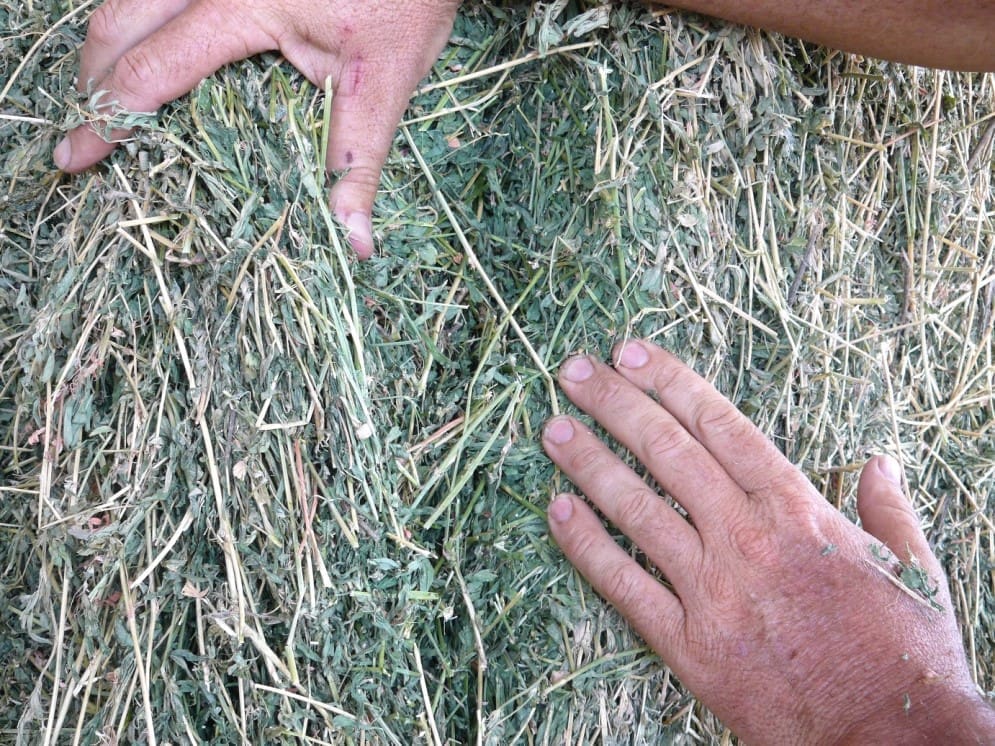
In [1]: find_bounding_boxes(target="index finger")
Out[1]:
[611,340,815,500]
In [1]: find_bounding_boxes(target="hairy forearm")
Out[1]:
[645,0,995,71]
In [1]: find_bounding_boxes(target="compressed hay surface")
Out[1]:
[2,1,994,743]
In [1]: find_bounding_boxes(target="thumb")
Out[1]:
[324,56,416,260]
[856,455,939,573]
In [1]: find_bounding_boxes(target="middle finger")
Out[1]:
[556,355,744,525]
[79,0,192,92]
[542,415,703,586]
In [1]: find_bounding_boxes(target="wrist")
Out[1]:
[840,687,995,745]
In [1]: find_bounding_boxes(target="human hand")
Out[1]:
[542,339,995,744]
[55,0,460,258]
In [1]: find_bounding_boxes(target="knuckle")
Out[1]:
[330,166,382,201]
[726,514,778,566]
[690,397,744,437]
[616,486,659,528]
[869,499,921,540]
[569,529,603,565]
[588,373,627,409]
[115,48,158,99]
[640,423,693,464]
[564,443,610,476]
[604,561,644,610]
[650,359,685,395]
[87,4,122,46]
[340,165,382,192]
[880,501,917,530]
[750,469,814,506]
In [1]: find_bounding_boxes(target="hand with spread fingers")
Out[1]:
[55,0,460,258]
[542,339,995,744]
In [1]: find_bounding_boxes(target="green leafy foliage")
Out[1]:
[2,0,994,743]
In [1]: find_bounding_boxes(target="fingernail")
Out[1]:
[341,212,373,257]
[549,495,574,523]
[54,137,72,170]
[561,356,593,383]
[543,417,575,445]
[616,341,648,369]
[878,455,902,484]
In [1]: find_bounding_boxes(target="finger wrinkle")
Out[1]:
[603,560,648,611]
[649,355,687,395]
[688,396,744,438]
[582,369,627,406]
[614,486,661,531]
[562,520,599,561]
[330,164,383,193]
[638,422,694,465]
[87,3,126,48]
[114,48,160,101]
[565,443,612,476]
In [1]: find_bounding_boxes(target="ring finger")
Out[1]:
[543,415,703,589]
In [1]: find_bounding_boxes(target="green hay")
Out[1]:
[2,1,994,743]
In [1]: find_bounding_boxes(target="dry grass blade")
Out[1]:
[2,1,994,744]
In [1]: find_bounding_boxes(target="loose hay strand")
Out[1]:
[2,2,995,744]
